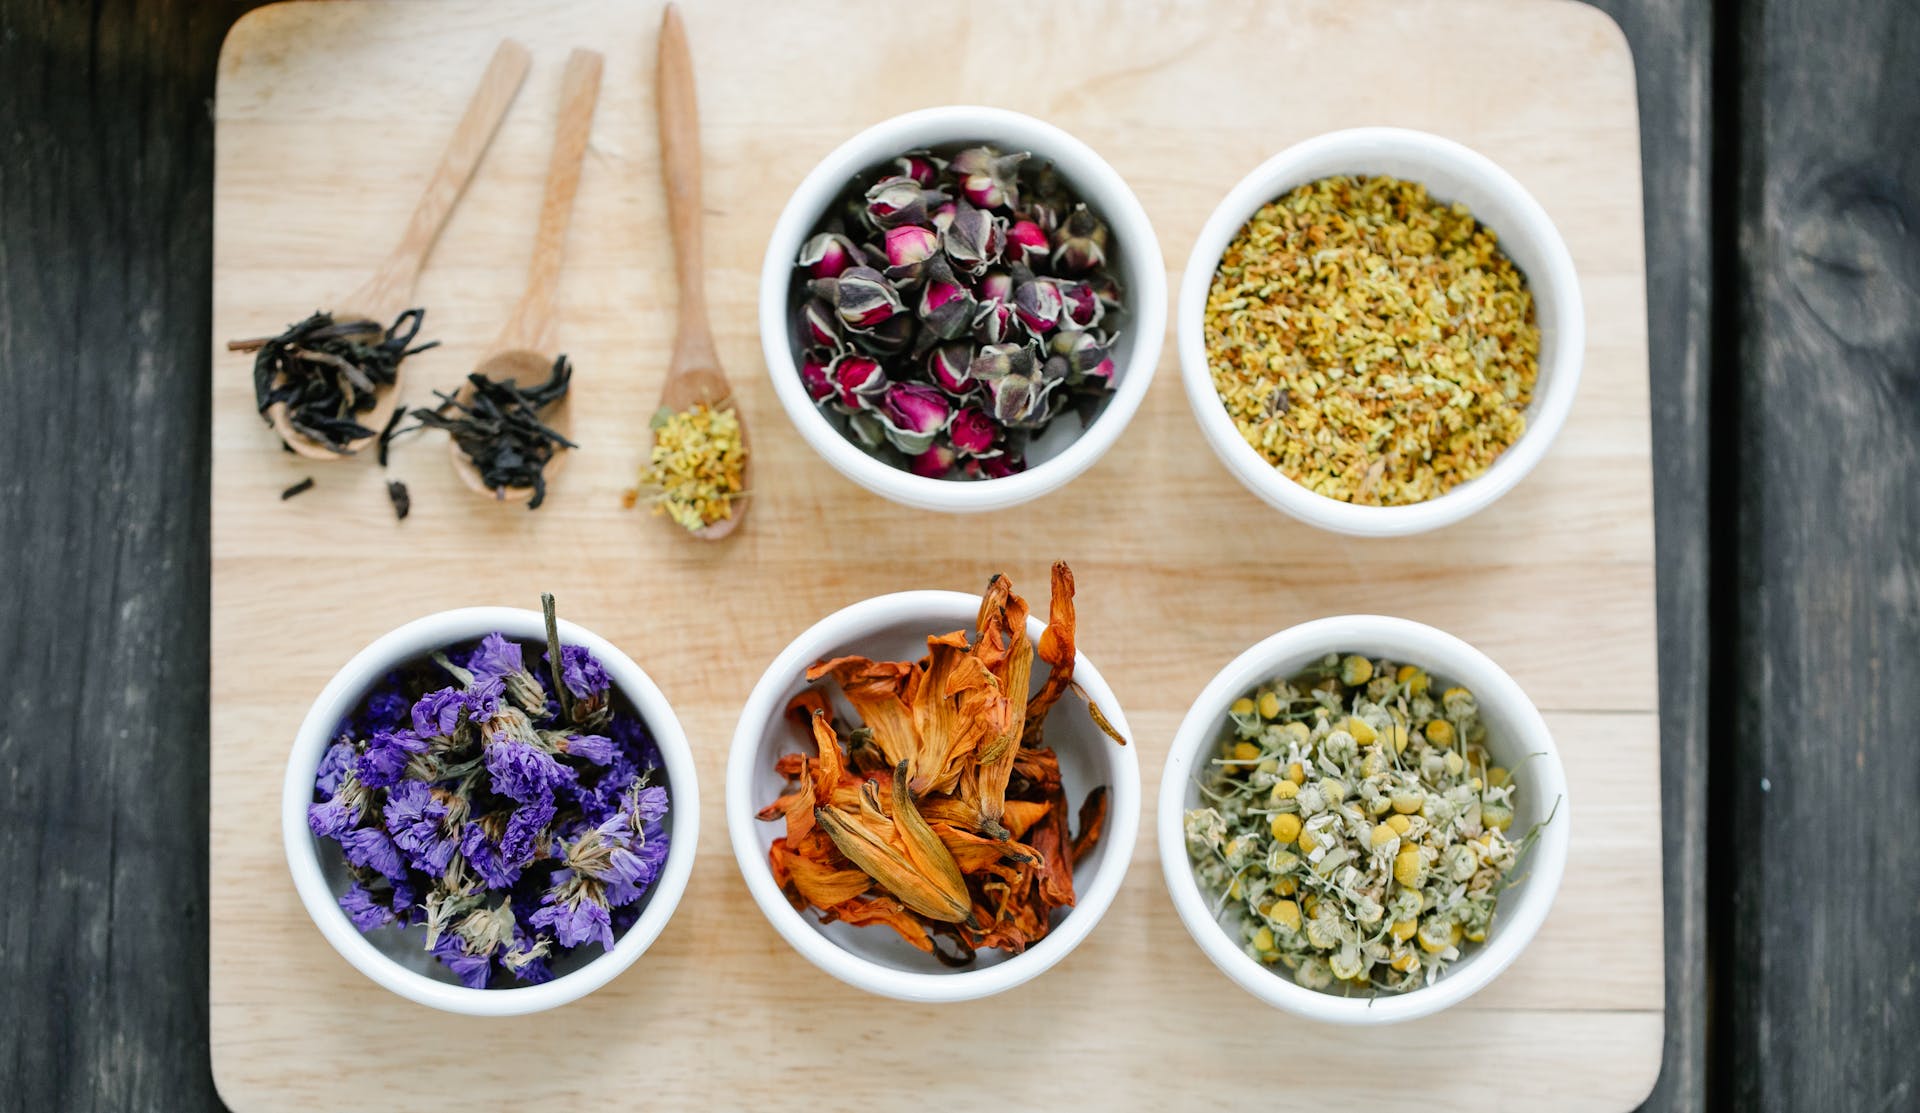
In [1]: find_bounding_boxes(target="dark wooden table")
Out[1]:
[1,1,1911,1109]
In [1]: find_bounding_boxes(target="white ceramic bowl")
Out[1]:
[726,590,1140,1001]
[281,607,700,1016]
[759,106,1168,513]
[1177,127,1584,537]
[1157,615,1570,1024]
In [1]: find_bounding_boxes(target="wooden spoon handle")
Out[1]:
[353,39,531,320]
[657,4,717,372]
[496,48,604,354]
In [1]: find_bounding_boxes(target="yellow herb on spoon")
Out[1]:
[637,403,745,532]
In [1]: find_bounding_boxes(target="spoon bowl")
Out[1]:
[449,348,577,502]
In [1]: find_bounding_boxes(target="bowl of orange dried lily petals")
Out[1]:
[725,562,1139,1002]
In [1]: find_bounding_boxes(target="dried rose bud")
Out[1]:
[971,299,1014,345]
[830,353,888,410]
[942,202,1004,275]
[846,409,888,449]
[918,262,979,341]
[891,151,944,188]
[910,443,957,478]
[877,382,954,454]
[967,342,1037,386]
[931,200,959,233]
[864,175,945,230]
[853,312,916,355]
[802,299,843,348]
[811,266,903,330]
[949,406,997,456]
[929,343,976,396]
[1085,270,1123,308]
[1013,276,1064,336]
[1048,328,1116,383]
[987,366,1061,429]
[797,232,863,279]
[1052,204,1109,274]
[800,352,835,402]
[972,452,1025,479]
[1058,280,1104,328]
[977,269,1014,305]
[950,145,1028,210]
[1006,219,1051,266]
[885,224,940,268]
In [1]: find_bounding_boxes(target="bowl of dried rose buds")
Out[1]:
[725,564,1140,1002]
[1178,127,1584,536]
[281,597,699,1015]
[760,106,1166,513]
[1158,615,1569,1024]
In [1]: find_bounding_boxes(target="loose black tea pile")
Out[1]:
[404,354,576,509]
[233,309,439,454]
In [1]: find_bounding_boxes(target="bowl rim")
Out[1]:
[758,104,1169,514]
[1175,126,1585,537]
[725,588,1141,1002]
[1155,614,1571,1024]
[280,606,701,1017]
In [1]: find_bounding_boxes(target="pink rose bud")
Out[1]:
[941,203,1004,275]
[910,443,958,479]
[1059,280,1103,327]
[949,146,1028,211]
[892,152,944,188]
[931,201,959,233]
[884,224,940,268]
[929,343,976,395]
[802,299,842,348]
[1006,220,1051,266]
[800,353,835,402]
[830,354,887,409]
[864,175,945,229]
[917,259,978,341]
[976,452,1025,479]
[949,406,998,456]
[977,269,1014,304]
[1051,204,1109,274]
[971,299,1014,345]
[878,382,954,454]
[1049,329,1116,383]
[1013,277,1064,335]
[811,266,903,330]
[797,232,862,279]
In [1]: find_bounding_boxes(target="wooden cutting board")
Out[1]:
[209,1,1662,1108]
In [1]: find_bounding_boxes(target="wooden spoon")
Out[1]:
[451,48,604,502]
[653,3,749,539]
[263,39,531,461]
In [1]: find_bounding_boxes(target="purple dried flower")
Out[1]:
[460,822,523,890]
[561,734,619,765]
[530,885,616,950]
[631,784,670,825]
[486,738,575,804]
[339,825,408,882]
[316,740,354,796]
[500,792,556,867]
[950,406,998,456]
[410,689,466,738]
[550,644,611,700]
[877,382,953,455]
[361,687,411,732]
[797,231,862,279]
[354,727,426,789]
[465,632,524,683]
[385,780,456,876]
[431,932,493,989]
[463,675,505,722]
[339,882,396,932]
[308,795,358,839]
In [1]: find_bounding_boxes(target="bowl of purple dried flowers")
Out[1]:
[759,106,1166,513]
[281,596,698,1015]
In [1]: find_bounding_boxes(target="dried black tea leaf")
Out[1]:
[387,480,411,521]
[403,355,576,510]
[233,309,439,454]
[280,477,315,500]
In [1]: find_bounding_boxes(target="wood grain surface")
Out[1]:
[205,2,1662,1110]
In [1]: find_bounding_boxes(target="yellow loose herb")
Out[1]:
[1203,175,1539,505]
[638,403,745,531]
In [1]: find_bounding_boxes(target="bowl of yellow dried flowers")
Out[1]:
[1178,128,1584,536]
[760,106,1166,513]
[1158,615,1569,1024]
[726,563,1140,1001]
